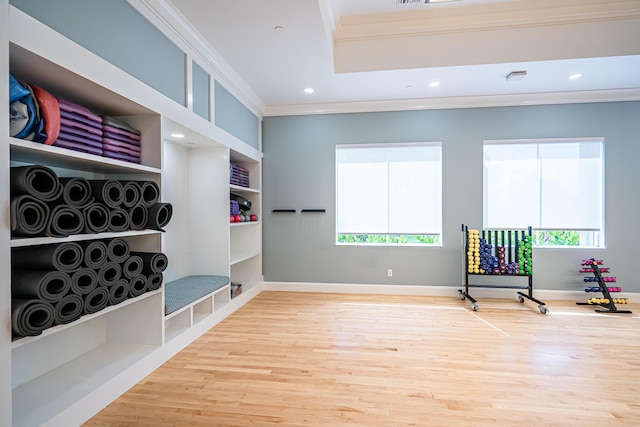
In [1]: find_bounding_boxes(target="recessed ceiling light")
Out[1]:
[569,73,583,80]
[428,81,440,87]
[304,88,314,94]
[170,133,185,138]
[274,25,284,31]
[405,84,413,88]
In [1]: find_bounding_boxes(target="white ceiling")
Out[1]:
[167,0,640,116]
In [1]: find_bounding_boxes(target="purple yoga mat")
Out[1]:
[102,138,141,154]
[102,124,140,141]
[58,98,102,122]
[54,138,103,156]
[60,110,102,129]
[60,117,102,136]
[58,131,103,148]
[103,150,141,164]
[102,130,141,146]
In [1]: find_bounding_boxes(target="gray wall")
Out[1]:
[215,81,260,150]
[262,101,640,292]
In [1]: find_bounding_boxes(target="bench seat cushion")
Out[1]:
[164,275,230,315]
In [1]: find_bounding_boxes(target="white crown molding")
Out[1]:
[337,0,640,41]
[264,88,640,117]
[129,0,266,118]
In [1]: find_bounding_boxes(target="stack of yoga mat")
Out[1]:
[10,164,173,238]
[54,98,104,156]
[229,163,250,188]
[101,116,141,164]
[11,238,168,338]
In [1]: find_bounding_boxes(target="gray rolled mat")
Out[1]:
[46,204,84,237]
[106,238,130,263]
[12,241,84,272]
[108,208,130,232]
[139,181,160,208]
[96,261,122,287]
[10,195,50,236]
[58,177,94,208]
[129,274,148,297]
[10,165,63,202]
[131,251,168,274]
[83,287,109,314]
[12,299,55,337]
[88,180,124,208]
[128,204,148,231]
[122,255,144,279]
[70,268,99,295]
[122,181,141,208]
[83,203,110,234]
[147,273,163,291]
[108,278,130,306]
[146,203,173,232]
[81,240,108,269]
[53,293,83,325]
[11,270,71,303]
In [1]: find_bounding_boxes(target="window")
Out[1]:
[336,142,442,245]
[483,138,604,247]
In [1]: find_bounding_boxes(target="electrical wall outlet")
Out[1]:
[387,269,393,277]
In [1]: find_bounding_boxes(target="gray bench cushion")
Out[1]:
[164,275,230,315]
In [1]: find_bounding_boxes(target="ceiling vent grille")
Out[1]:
[396,0,422,4]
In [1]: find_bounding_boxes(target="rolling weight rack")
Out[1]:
[459,224,548,314]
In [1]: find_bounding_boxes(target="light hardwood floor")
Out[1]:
[85,292,640,426]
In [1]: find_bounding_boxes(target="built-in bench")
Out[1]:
[164,275,230,315]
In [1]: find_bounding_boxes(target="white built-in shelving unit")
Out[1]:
[1,5,263,426]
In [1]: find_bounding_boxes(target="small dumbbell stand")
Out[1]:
[577,259,632,314]
[458,224,548,314]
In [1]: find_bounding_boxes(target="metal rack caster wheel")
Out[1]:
[471,303,478,312]
[539,305,548,314]
[459,293,466,301]
[518,296,525,303]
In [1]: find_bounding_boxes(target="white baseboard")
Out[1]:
[263,281,639,302]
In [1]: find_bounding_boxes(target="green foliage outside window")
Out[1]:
[337,234,440,245]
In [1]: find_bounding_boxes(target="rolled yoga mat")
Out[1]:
[146,273,163,291]
[58,177,94,208]
[122,255,144,279]
[83,203,110,234]
[106,238,130,263]
[131,252,168,274]
[128,204,148,231]
[96,261,122,287]
[53,293,83,325]
[122,181,141,208]
[81,240,108,269]
[70,268,99,295]
[12,299,55,337]
[12,241,84,272]
[10,195,50,236]
[146,203,173,232]
[108,278,130,306]
[129,274,148,298]
[88,180,124,208]
[83,287,109,315]
[11,270,71,303]
[46,204,84,237]
[10,165,63,202]
[108,208,130,232]
[139,181,160,208]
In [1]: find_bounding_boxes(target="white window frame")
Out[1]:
[335,142,443,246]
[483,137,605,248]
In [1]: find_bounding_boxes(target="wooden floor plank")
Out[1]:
[85,292,640,426]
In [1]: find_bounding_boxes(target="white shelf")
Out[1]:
[10,229,161,248]
[230,251,260,266]
[10,138,161,175]
[230,184,259,194]
[230,220,260,227]
[11,289,161,350]
[12,342,158,427]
